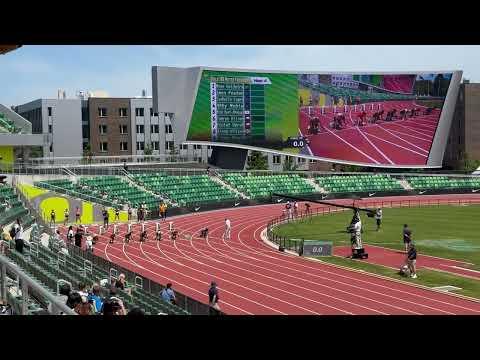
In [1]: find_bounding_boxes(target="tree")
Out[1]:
[82,144,93,164]
[144,144,153,156]
[283,156,298,172]
[247,151,268,170]
[460,152,480,172]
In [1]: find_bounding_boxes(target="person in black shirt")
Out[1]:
[208,281,220,315]
[403,224,412,252]
[74,228,83,247]
[115,208,120,221]
[407,243,418,279]
[124,230,132,244]
[102,209,109,229]
[140,230,147,242]
[50,209,56,226]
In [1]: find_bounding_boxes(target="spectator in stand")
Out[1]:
[85,235,93,252]
[14,220,24,254]
[102,297,126,316]
[208,281,221,314]
[115,274,131,295]
[78,282,89,298]
[88,284,104,314]
[127,307,145,316]
[74,228,83,247]
[48,282,71,315]
[67,225,74,244]
[161,283,177,305]
[63,208,69,225]
[66,291,82,310]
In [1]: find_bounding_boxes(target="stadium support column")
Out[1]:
[1,264,6,304]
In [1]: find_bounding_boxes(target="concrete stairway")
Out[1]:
[120,170,177,207]
[398,179,413,190]
[305,177,328,194]
[211,175,250,200]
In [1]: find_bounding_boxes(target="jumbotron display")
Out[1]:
[184,69,460,167]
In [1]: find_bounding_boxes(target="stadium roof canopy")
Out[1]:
[0,45,22,55]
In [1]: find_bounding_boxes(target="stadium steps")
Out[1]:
[398,179,413,190]
[212,174,250,200]
[304,177,327,194]
[125,170,177,207]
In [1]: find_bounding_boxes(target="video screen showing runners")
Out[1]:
[186,70,454,166]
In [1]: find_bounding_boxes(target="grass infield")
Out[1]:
[273,205,480,299]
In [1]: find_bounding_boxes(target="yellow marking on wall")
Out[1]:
[17,183,48,200]
[81,201,94,224]
[39,197,69,224]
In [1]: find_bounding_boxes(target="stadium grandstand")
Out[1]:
[3,56,480,316]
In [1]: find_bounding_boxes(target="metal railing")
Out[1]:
[0,252,76,315]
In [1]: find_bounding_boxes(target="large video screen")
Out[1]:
[186,70,455,166]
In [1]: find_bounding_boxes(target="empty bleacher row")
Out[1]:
[0,184,35,229]
[405,176,480,190]
[316,174,404,193]
[2,232,189,315]
[133,173,239,207]
[222,173,316,199]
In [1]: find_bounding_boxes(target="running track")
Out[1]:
[60,194,480,315]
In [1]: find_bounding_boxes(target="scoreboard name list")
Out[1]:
[210,76,270,142]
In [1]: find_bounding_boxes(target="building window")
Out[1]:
[273,155,281,164]
[136,125,144,134]
[194,144,202,150]
[297,157,306,164]
[98,108,107,117]
[119,125,128,134]
[119,108,128,117]
[165,124,173,134]
[309,159,316,163]
[165,141,174,151]
[136,142,145,151]
[99,125,107,135]
[48,107,52,117]
[150,108,153,117]
[120,142,128,151]
[49,143,53,153]
[152,141,159,150]
[181,144,188,150]
[135,108,144,117]
[207,146,212,150]
[100,142,108,152]
[150,125,159,134]
[48,124,53,134]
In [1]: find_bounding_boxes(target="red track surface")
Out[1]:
[60,194,480,315]
[299,101,440,166]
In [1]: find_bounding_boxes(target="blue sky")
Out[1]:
[0,45,478,107]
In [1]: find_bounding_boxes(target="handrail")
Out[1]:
[0,252,77,315]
